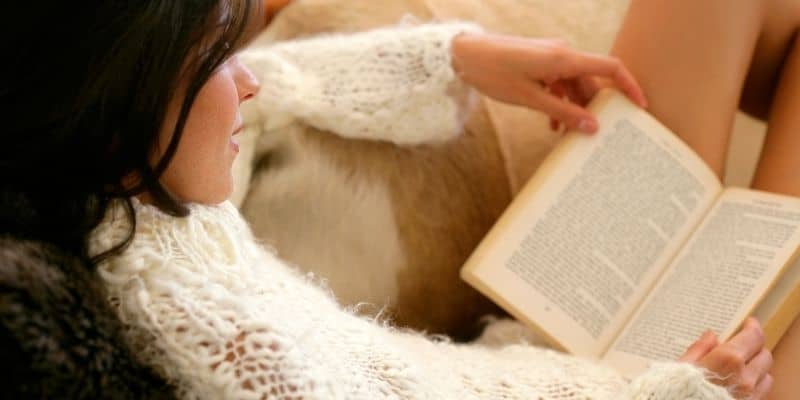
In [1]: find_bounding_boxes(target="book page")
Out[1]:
[604,188,800,376]
[752,249,800,349]
[461,90,721,357]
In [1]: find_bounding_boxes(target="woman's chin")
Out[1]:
[209,183,235,205]
[179,178,234,205]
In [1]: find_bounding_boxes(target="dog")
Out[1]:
[234,0,630,339]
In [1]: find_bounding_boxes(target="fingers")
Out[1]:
[547,80,583,133]
[549,79,592,107]
[680,330,719,363]
[525,87,598,133]
[702,319,764,377]
[750,374,773,400]
[695,319,773,399]
[547,82,566,132]
[576,76,600,106]
[569,52,648,108]
[498,35,646,108]
[453,32,646,131]
[726,318,766,364]
[736,349,773,396]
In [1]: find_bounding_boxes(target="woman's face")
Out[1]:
[154,55,260,204]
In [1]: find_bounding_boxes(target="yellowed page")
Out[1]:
[461,89,721,357]
[753,252,800,349]
[604,188,800,376]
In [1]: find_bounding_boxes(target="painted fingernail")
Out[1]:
[579,119,597,133]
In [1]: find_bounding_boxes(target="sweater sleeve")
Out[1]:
[238,22,482,146]
[472,318,734,399]
[93,202,735,400]
[389,329,735,400]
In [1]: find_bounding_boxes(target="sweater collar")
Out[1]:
[88,198,251,266]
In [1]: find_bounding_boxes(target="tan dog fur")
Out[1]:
[238,0,631,338]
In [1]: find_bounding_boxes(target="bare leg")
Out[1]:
[752,35,800,196]
[611,0,764,177]
[610,1,800,398]
[740,0,800,121]
[771,316,800,399]
[750,5,800,399]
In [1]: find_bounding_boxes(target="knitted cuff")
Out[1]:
[624,362,734,400]
[240,21,486,146]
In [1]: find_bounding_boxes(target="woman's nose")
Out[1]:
[231,56,261,102]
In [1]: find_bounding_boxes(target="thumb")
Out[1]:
[679,330,718,363]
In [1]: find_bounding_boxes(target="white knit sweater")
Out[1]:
[90,200,732,399]
[238,22,480,145]
[88,23,735,399]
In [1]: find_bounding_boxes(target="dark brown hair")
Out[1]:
[0,0,260,262]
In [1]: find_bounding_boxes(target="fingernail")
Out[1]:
[579,119,597,133]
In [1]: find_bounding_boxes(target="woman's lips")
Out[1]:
[231,125,243,153]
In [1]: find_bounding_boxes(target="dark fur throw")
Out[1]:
[0,237,175,399]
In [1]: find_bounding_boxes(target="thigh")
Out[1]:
[770,315,800,400]
[751,36,800,196]
[741,0,800,120]
[610,0,766,177]
[752,35,800,400]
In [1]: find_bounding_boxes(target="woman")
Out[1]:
[0,0,774,398]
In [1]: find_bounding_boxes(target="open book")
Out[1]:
[461,89,800,377]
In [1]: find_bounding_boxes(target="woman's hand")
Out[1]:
[451,32,647,134]
[680,318,773,399]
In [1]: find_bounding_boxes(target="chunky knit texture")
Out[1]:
[239,22,481,146]
[89,200,734,400]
